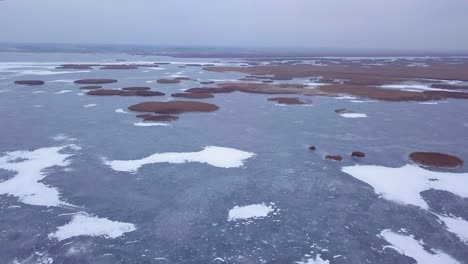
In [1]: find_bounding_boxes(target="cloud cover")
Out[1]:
[1,0,468,51]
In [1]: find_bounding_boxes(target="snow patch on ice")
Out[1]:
[381,84,455,92]
[295,254,330,264]
[350,100,376,103]
[13,251,54,264]
[49,212,136,241]
[339,113,367,118]
[115,108,129,114]
[53,90,73,94]
[342,164,468,210]
[419,102,439,105]
[343,164,468,244]
[0,145,78,207]
[437,215,468,243]
[228,203,276,221]
[52,134,76,141]
[380,229,459,264]
[335,95,357,100]
[133,122,170,127]
[50,79,74,83]
[83,104,96,108]
[9,69,89,75]
[106,146,255,173]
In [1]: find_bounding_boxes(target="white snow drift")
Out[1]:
[380,229,459,264]
[106,146,255,173]
[228,203,275,221]
[0,144,137,240]
[0,145,78,207]
[342,164,468,246]
[342,164,468,210]
[133,122,170,127]
[339,113,367,118]
[296,255,330,264]
[49,213,136,241]
[115,108,129,114]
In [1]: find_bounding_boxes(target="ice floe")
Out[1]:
[380,229,459,264]
[133,122,170,127]
[0,145,78,207]
[228,203,276,221]
[105,146,255,173]
[339,113,367,118]
[49,212,136,241]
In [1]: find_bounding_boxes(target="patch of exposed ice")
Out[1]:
[339,113,367,118]
[83,104,96,108]
[106,146,255,173]
[0,145,78,207]
[296,254,329,264]
[133,122,170,127]
[53,90,73,94]
[228,203,276,221]
[49,212,136,241]
[115,108,129,114]
[380,229,459,264]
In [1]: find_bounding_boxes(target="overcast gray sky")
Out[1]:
[1,0,468,51]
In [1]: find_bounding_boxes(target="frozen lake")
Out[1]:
[0,52,468,264]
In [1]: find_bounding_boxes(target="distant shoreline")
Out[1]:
[1,43,468,58]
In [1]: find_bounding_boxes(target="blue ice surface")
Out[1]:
[0,52,467,264]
